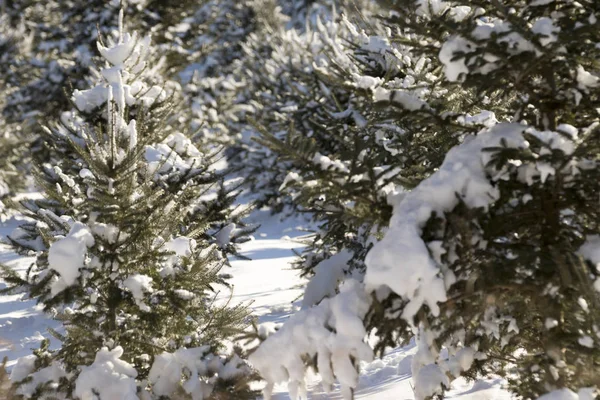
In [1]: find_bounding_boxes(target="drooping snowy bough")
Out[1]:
[249,280,372,400]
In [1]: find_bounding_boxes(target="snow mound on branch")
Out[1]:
[302,249,351,308]
[149,346,213,398]
[97,32,140,67]
[48,222,95,295]
[439,21,537,81]
[165,236,197,257]
[74,346,138,400]
[250,279,373,400]
[148,346,250,399]
[578,235,600,292]
[10,356,67,398]
[144,133,204,177]
[579,236,600,267]
[413,363,449,399]
[123,274,154,312]
[365,123,530,323]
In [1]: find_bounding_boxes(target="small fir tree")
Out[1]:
[2,14,256,399]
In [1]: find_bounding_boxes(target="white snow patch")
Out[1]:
[123,274,154,312]
[74,347,138,400]
[48,222,95,295]
[302,249,352,308]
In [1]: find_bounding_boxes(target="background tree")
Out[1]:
[0,14,33,216]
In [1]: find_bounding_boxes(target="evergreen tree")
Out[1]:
[363,1,600,398]
[181,0,277,151]
[234,1,381,210]
[2,14,256,399]
[249,1,600,399]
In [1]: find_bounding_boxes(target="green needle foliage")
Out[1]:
[363,1,600,398]
[1,16,256,399]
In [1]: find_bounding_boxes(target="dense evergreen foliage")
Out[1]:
[1,15,256,399]
[0,1,599,399]
[366,1,600,398]
[248,1,600,399]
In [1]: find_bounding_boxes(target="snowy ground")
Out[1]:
[0,209,513,399]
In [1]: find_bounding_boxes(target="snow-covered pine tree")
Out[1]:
[235,2,381,210]
[247,1,600,399]
[362,0,600,398]
[243,7,477,399]
[1,14,256,399]
[246,10,401,297]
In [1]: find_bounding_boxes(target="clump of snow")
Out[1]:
[48,222,95,295]
[579,235,600,267]
[413,363,449,400]
[530,0,554,5]
[302,249,351,308]
[98,32,141,67]
[147,346,249,399]
[159,236,199,276]
[537,388,597,400]
[532,17,560,47]
[74,346,138,400]
[578,236,600,292]
[123,274,154,312]
[545,318,559,329]
[10,355,36,383]
[165,236,197,257]
[79,168,95,179]
[439,21,537,81]
[374,87,426,111]
[439,36,472,81]
[445,347,476,377]
[92,222,122,245]
[149,346,213,399]
[174,289,195,300]
[576,66,600,92]
[416,0,449,18]
[250,280,372,400]
[353,74,383,90]
[144,133,204,177]
[578,336,594,348]
[10,356,67,398]
[312,152,350,174]
[216,223,236,247]
[279,171,302,191]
